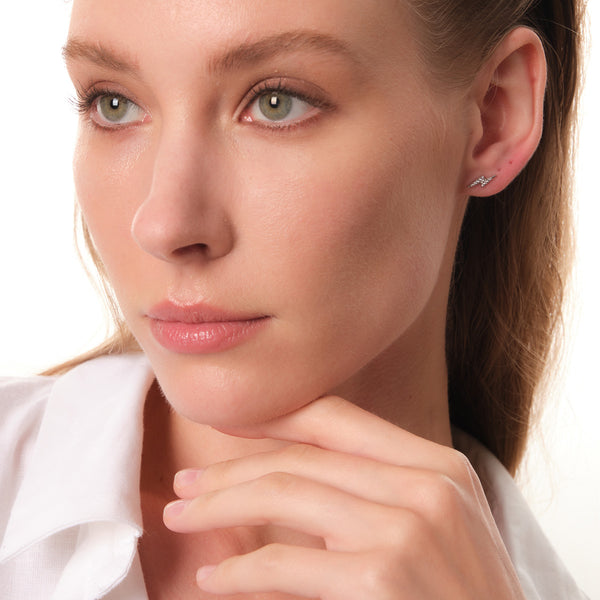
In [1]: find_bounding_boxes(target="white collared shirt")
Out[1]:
[0,354,589,599]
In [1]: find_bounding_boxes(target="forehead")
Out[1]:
[68,0,417,75]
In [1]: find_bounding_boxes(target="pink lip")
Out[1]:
[146,301,270,354]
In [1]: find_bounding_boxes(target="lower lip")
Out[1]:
[149,317,269,354]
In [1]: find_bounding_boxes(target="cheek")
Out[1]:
[73,129,150,283]
[245,118,457,336]
[194,120,460,425]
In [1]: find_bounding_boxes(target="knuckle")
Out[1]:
[255,543,286,571]
[257,471,298,496]
[281,442,316,464]
[206,544,287,592]
[356,552,405,599]
[202,457,238,490]
[417,472,462,525]
[385,508,425,551]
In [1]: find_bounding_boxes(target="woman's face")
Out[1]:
[67,0,470,427]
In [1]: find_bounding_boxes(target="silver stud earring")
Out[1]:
[468,175,496,189]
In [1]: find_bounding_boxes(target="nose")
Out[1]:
[131,130,235,263]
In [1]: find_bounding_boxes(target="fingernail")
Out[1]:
[175,468,203,488]
[197,565,217,583]
[164,499,188,517]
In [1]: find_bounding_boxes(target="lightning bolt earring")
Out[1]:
[468,175,497,189]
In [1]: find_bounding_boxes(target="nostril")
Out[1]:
[172,243,210,258]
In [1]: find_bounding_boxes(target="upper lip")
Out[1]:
[146,300,268,324]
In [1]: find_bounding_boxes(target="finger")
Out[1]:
[173,451,489,546]
[217,395,462,475]
[173,443,403,500]
[165,472,406,552]
[195,544,395,600]
[173,443,450,510]
[195,544,327,599]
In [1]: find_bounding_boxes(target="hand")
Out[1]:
[163,396,526,599]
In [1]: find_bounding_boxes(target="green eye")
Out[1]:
[98,95,130,122]
[246,88,314,126]
[257,92,294,121]
[92,93,145,127]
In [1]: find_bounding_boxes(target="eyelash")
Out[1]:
[72,85,110,116]
[71,79,333,131]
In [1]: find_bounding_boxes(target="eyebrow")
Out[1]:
[63,30,359,77]
[62,38,141,77]
[208,30,360,74]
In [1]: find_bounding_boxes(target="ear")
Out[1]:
[462,27,547,197]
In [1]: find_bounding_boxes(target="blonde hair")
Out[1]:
[48,0,584,475]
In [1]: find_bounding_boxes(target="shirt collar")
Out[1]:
[0,353,154,596]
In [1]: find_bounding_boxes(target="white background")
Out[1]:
[0,2,598,597]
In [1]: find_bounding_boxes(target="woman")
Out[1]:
[0,0,589,598]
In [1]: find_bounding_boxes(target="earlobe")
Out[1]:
[463,28,547,196]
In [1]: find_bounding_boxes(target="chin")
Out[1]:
[150,358,312,430]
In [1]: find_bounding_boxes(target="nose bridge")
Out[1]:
[152,121,209,202]
[131,120,234,262]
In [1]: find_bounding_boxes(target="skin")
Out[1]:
[66,0,546,598]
